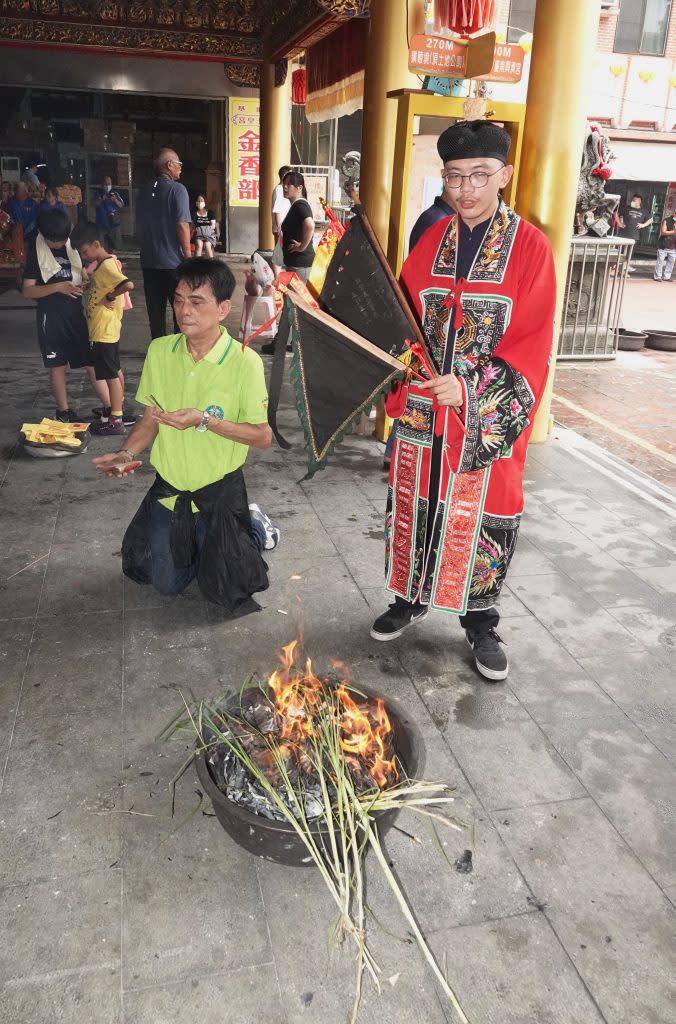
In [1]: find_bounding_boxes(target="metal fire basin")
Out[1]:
[195,688,424,867]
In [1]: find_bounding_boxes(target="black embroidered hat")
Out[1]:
[437,120,511,164]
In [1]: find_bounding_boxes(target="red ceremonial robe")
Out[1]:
[385,199,556,614]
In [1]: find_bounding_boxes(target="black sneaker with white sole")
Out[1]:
[466,627,509,681]
[54,408,81,423]
[370,599,429,641]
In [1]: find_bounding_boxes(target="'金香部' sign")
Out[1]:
[229,98,260,207]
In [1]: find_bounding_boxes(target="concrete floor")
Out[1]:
[0,259,674,1024]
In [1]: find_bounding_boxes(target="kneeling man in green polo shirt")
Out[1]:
[93,258,276,615]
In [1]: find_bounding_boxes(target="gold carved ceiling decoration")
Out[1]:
[0,0,370,66]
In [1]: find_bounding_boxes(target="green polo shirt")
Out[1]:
[136,327,268,510]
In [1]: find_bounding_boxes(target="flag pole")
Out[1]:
[352,201,467,438]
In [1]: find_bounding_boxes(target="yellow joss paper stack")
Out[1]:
[21,418,89,448]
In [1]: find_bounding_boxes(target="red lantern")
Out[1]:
[434,0,495,37]
[292,68,307,105]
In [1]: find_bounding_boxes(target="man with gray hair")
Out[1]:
[136,148,191,341]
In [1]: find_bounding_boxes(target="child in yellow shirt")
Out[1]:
[73,223,134,435]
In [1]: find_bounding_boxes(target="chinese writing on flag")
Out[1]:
[228,99,260,207]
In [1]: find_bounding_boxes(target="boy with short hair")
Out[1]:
[22,207,91,422]
[73,222,134,436]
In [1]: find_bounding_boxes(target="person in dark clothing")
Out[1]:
[94,176,125,253]
[193,195,217,258]
[92,258,279,614]
[409,192,454,253]
[654,215,676,281]
[280,171,315,282]
[39,187,67,216]
[8,183,38,241]
[617,194,652,269]
[22,207,91,421]
[136,148,191,341]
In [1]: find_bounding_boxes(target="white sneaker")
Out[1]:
[249,503,281,550]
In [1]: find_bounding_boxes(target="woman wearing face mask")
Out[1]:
[280,171,315,282]
[94,176,125,252]
[193,194,217,258]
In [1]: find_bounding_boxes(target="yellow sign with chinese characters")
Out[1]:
[228,97,260,207]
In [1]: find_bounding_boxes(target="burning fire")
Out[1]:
[267,639,398,789]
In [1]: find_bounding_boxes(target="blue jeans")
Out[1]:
[149,501,266,597]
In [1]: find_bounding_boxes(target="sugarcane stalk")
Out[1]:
[361,818,470,1024]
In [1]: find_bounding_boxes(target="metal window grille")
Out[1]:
[557,236,634,360]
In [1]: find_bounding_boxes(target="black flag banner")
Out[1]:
[286,290,405,479]
[318,206,428,361]
[265,206,433,476]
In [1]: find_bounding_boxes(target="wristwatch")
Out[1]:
[195,410,211,433]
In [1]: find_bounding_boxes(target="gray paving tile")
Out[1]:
[606,603,676,661]
[0,868,121,985]
[415,670,527,735]
[122,823,271,988]
[0,710,122,883]
[519,503,600,562]
[123,965,285,1024]
[38,534,124,617]
[0,618,31,774]
[123,602,215,656]
[361,804,533,936]
[496,798,676,1024]
[546,547,666,611]
[578,649,676,760]
[600,532,676,570]
[1,969,120,1024]
[300,480,377,531]
[430,913,605,1024]
[633,562,676,597]
[543,713,676,888]
[0,555,48,621]
[493,582,531,617]
[509,571,643,659]
[443,714,585,812]
[17,611,122,720]
[501,615,625,725]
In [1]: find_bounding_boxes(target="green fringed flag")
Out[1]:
[286,291,405,480]
[265,207,429,478]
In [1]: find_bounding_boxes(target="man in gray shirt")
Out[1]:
[136,148,191,340]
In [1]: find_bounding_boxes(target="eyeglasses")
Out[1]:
[442,166,504,189]
[170,159,183,168]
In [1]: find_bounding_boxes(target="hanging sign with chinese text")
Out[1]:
[408,33,467,77]
[475,43,524,83]
[228,97,260,207]
[408,32,496,80]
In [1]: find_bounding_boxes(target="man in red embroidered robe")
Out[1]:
[371,120,556,682]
